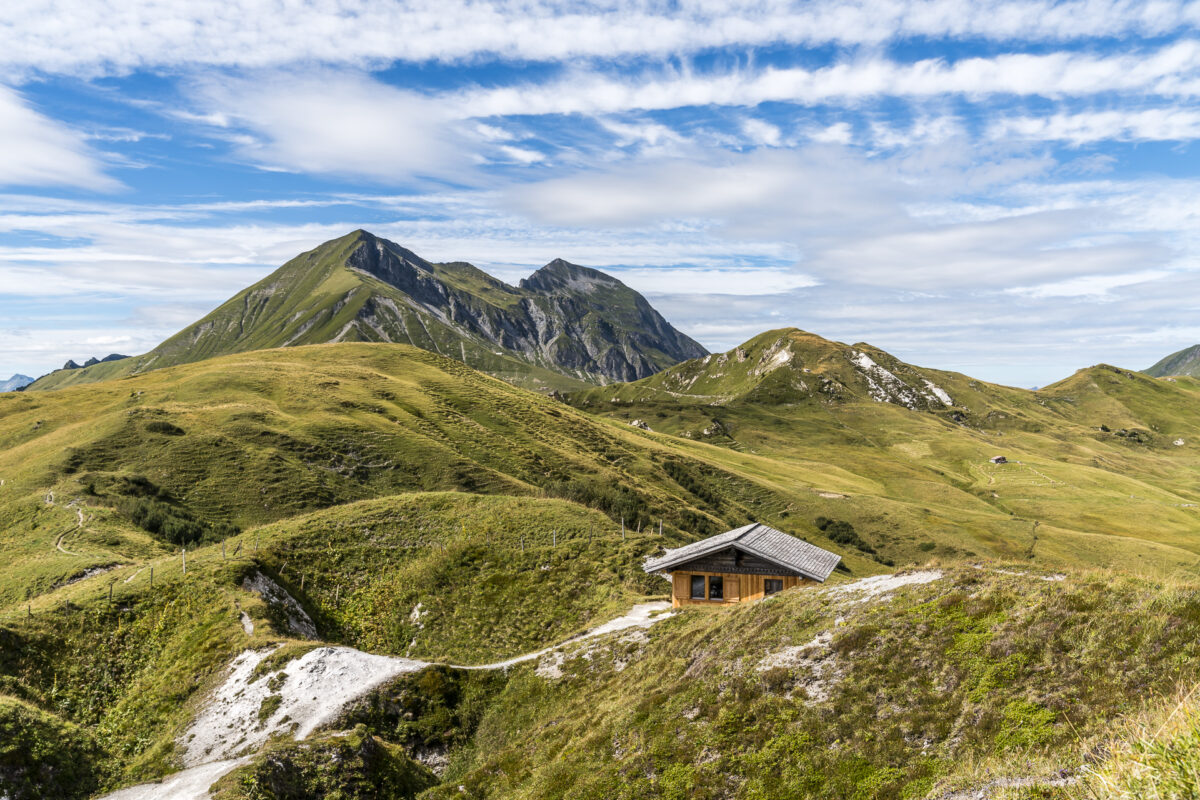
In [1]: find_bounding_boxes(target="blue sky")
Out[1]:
[4,2,1200,387]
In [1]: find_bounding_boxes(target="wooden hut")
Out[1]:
[644,522,841,608]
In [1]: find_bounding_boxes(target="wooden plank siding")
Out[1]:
[670,570,814,608]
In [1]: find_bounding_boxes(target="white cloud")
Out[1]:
[609,266,817,295]
[742,118,783,146]
[455,41,1200,119]
[504,144,1179,290]
[505,148,909,237]
[191,72,472,182]
[1,1,1198,77]
[1006,269,1172,298]
[496,145,545,164]
[0,85,118,190]
[810,122,854,144]
[992,107,1200,144]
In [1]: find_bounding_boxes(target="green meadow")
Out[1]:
[6,337,1200,797]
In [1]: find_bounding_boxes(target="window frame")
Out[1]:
[764,578,784,596]
[690,574,706,600]
[708,575,724,601]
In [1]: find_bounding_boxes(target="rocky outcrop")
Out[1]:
[61,354,129,371]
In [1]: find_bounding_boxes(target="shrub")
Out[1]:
[143,420,185,436]
[815,517,875,554]
[118,495,237,546]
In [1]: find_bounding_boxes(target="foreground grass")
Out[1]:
[400,566,1200,800]
[1071,686,1200,799]
[0,491,668,797]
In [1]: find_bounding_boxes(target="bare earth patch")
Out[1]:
[829,570,943,603]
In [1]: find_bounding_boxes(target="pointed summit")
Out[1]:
[29,231,706,391]
[519,258,623,294]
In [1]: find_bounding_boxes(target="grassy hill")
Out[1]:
[8,337,1200,797]
[570,328,1200,576]
[0,489,667,797]
[26,230,705,393]
[1144,343,1200,378]
[200,565,1200,800]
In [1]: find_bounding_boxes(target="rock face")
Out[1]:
[29,231,705,390]
[61,354,129,371]
[1145,344,1200,378]
[0,374,33,392]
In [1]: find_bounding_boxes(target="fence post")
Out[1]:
[621,518,625,540]
[150,566,153,587]
[659,519,663,536]
[182,547,186,576]
[108,583,113,605]
[552,530,556,547]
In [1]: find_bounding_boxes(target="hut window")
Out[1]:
[764,579,783,595]
[690,575,705,599]
[708,575,724,600]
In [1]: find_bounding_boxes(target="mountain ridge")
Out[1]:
[1145,342,1200,377]
[26,230,706,392]
[0,374,32,392]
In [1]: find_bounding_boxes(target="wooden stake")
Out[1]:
[27,603,32,618]
[222,541,226,560]
[108,583,113,604]
[334,586,340,604]
[552,529,556,547]
[300,574,306,592]
[659,519,663,536]
[621,518,625,540]
[182,547,186,576]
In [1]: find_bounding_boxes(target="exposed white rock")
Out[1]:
[829,570,943,603]
[182,646,427,767]
[96,758,251,800]
[241,572,318,639]
[922,378,954,406]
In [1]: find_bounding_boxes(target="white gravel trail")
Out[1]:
[93,601,673,800]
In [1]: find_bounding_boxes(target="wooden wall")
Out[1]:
[670,570,814,608]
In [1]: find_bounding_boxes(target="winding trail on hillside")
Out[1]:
[93,571,964,800]
[52,505,87,557]
[93,601,674,800]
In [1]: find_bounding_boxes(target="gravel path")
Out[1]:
[93,601,673,800]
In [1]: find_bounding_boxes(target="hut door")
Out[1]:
[726,575,740,602]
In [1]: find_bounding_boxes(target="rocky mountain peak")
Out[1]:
[28,231,706,391]
[519,258,623,295]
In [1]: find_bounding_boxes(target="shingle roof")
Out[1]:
[643,522,841,582]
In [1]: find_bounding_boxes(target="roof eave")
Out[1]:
[644,542,839,583]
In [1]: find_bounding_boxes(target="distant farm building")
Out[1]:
[644,522,841,608]
[990,456,1008,464]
